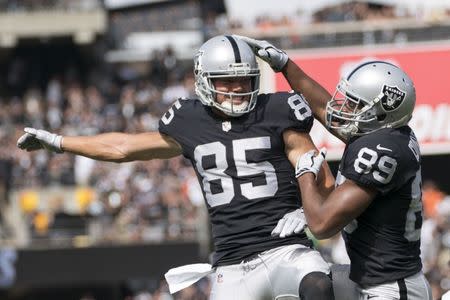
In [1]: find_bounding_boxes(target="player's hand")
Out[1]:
[271,208,306,238]
[295,148,327,178]
[17,127,63,153]
[233,35,288,72]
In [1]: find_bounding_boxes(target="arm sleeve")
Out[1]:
[268,92,314,135]
[158,98,191,155]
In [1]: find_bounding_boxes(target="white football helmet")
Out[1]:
[194,35,260,117]
[326,61,416,141]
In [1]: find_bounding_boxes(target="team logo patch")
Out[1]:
[381,85,406,111]
[222,121,232,132]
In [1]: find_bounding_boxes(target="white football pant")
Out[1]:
[209,244,330,300]
[358,271,432,300]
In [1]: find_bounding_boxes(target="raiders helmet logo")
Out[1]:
[381,85,406,111]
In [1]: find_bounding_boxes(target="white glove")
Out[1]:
[233,35,288,72]
[296,148,327,178]
[271,208,307,238]
[17,127,63,153]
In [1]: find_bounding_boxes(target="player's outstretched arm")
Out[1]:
[17,128,182,162]
[234,35,331,126]
[295,151,376,239]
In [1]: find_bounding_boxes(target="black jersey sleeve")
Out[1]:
[265,92,314,135]
[158,98,197,155]
[341,132,419,195]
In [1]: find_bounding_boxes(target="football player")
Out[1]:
[17,35,336,300]
[238,36,433,300]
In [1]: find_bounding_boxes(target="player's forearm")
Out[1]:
[298,174,340,239]
[282,59,330,125]
[61,133,134,162]
[316,161,335,197]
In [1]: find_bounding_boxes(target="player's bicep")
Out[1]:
[122,132,182,161]
[283,130,334,193]
[283,130,316,167]
[324,179,376,232]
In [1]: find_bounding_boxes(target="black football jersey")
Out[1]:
[338,126,423,286]
[159,93,314,266]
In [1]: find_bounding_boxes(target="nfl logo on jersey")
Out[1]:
[222,121,232,132]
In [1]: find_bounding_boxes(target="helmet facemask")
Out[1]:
[195,65,260,117]
[326,79,380,141]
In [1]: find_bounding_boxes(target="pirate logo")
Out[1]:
[381,85,406,111]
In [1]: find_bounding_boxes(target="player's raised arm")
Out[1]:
[234,35,331,126]
[17,128,182,162]
[282,60,331,126]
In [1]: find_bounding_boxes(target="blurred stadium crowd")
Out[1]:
[216,2,414,31]
[0,0,449,299]
[0,46,203,245]
[0,0,101,11]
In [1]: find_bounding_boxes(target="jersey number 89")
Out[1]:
[354,147,397,184]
